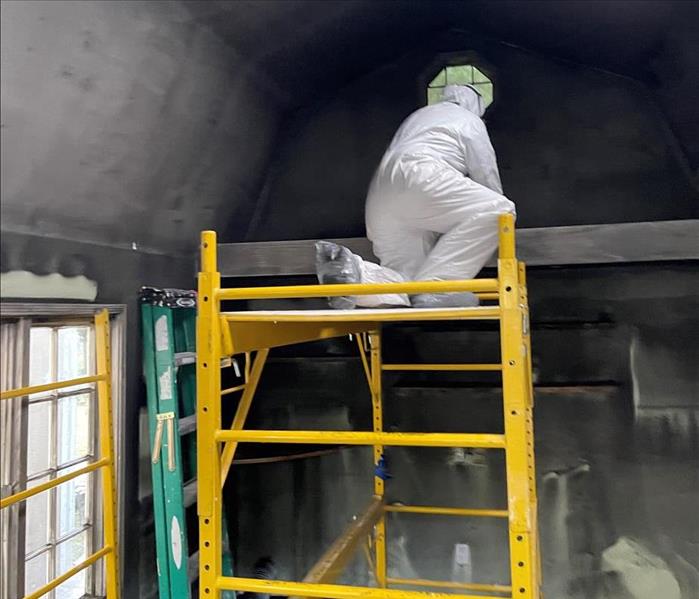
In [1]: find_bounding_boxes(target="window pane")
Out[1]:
[427,87,443,105]
[57,472,90,537]
[57,393,92,465]
[425,64,494,109]
[25,477,50,554]
[27,400,51,475]
[473,66,490,83]
[57,327,91,381]
[25,551,49,596]
[29,328,53,387]
[429,68,446,87]
[476,82,494,107]
[56,530,88,598]
[447,65,473,85]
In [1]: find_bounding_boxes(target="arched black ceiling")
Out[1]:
[182,1,678,94]
[183,0,698,171]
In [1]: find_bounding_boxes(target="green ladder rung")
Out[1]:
[141,288,236,599]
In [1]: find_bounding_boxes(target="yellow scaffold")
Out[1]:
[0,309,119,599]
[196,214,541,599]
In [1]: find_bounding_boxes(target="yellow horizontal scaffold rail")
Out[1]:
[216,278,499,301]
[476,292,499,301]
[0,374,105,400]
[217,577,506,599]
[222,306,501,324]
[387,577,512,595]
[382,363,502,372]
[24,546,113,599]
[214,430,506,449]
[0,457,110,510]
[385,504,509,518]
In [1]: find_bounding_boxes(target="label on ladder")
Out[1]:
[171,515,183,570]
[159,367,174,401]
[155,315,170,351]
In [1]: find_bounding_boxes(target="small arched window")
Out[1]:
[427,64,494,108]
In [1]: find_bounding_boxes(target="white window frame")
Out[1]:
[420,51,497,111]
[0,304,126,599]
[426,63,494,107]
[26,322,97,597]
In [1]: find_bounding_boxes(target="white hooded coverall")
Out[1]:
[320,84,515,308]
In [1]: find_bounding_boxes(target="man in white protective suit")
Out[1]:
[316,84,515,309]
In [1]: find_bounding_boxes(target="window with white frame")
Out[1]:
[1,306,124,599]
[24,323,98,598]
[427,64,494,108]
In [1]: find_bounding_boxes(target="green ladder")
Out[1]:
[141,287,236,599]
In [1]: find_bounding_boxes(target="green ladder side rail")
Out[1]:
[141,288,236,599]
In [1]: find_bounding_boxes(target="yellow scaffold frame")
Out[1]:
[197,214,541,599]
[0,309,119,599]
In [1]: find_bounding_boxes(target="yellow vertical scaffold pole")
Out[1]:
[368,330,387,586]
[198,231,223,599]
[519,261,542,586]
[94,309,120,598]
[498,216,540,598]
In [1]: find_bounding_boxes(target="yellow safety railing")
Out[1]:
[215,277,499,300]
[196,214,541,599]
[0,309,119,599]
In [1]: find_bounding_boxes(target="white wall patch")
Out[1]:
[0,270,97,300]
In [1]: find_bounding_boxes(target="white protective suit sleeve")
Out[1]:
[441,85,503,194]
[462,119,503,195]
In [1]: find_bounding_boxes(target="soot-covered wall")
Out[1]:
[1,0,281,256]
[248,32,697,241]
[1,2,282,596]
